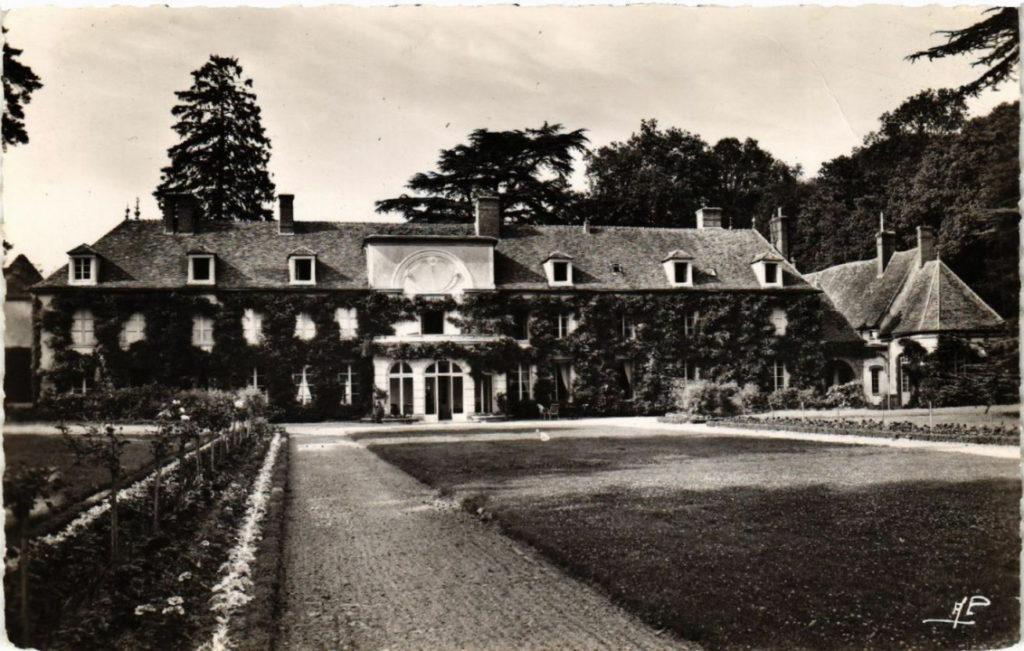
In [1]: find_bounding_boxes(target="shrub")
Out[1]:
[37,385,174,422]
[824,381,865,409]
[738,382,768,413]
[675,380,740,417]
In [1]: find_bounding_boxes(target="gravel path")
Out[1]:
[276,434,689,651]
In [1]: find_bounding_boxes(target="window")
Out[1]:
[773,360,787,391]
[682,360,700,383]
[242,309,264,346]
[338,364,360,405]
[70,256,97,284]
[770,308,788,336]
[247,367,264,393]
[610,263,623,274]
[899,356,911,394]
[512,310,530,341]
[763,262,779,285]
[621,315,637,341]
[619,359,635,399]
[294,312,317,340]
[71,373,93,395]
[70,309,97,352]
[556,313,575,339]
[508,364,532,401]
[552,261,569,282]
[424,360,464,416]
[192,315,214,351]
[388,362,414,416]
[336,307,358,339]
[293,365,314,405]
[119,312,146,349]
[289,256,316,285]
[421,310,445,335]
[673,261,690,285]
[553,361,573,403]
[188,254,215,284]
[870,367,881,395]
[684,310,699,336]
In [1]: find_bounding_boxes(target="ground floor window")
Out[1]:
[553,361,573,403]
[293,365,314,405]
[474,373,494,413]
[618,359,635,399]
[338,364,360,405]
[248,367,264,393]
[508,364,531,401]
[773,360,787,391]
[682,359,700,383]
[424,360,464,417]
[389,362,414,416]
[869,366,881,395]
[899,356,911,394]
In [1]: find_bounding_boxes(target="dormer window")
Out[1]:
[289,249,317,285]
[543,252,573,287]
[752,252,784,288]
[188,253,216,285]
[662,250,693,287]
[67,245,100,286]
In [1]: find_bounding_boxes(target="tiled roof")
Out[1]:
[5,254,43,299]
[805,247,1003,336]
[36,219,816,292]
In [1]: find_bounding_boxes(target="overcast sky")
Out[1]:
[2,5,1017,274]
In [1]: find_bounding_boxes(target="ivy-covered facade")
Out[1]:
[33,195,834,420]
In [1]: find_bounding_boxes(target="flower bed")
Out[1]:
[716,416,1018,445]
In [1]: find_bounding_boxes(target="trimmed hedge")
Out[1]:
[719,416,1018,445]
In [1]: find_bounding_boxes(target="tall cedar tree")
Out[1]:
[907,7,1018,97]
[375,123,588,224]
[2,29,43,150]
[156,55,276,221]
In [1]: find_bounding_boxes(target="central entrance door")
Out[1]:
[425,360,464,421]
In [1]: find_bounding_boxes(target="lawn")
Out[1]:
[369,429,1020,650]
[4,432,155,519]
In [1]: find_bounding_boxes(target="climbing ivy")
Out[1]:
[36,288,826,418]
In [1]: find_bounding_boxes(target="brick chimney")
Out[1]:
[696,207,723,229]
[917,225,936,267]
[176,195,198,234]
[475,195,501,239]
[279,194,295,235]
[876,228,896,277]
[769,208,789,259]
[162,195,177,234]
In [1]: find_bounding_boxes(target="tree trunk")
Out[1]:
[19,518,31,645]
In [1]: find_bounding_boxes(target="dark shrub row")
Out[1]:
[718,416,1018,445]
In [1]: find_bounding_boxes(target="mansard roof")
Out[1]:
[36,219,817,292]
[805,247,1003,336]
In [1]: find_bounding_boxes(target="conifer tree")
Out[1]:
[155,55,276,221]
[2,28,43,151]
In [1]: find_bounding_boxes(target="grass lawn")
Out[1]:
[4,433,155,512]
[370,429,1020,650]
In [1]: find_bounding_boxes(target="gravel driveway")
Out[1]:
[276,433,689,650]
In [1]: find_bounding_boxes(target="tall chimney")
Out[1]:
[876,213,895,277]
[176,195,198,234]
[769,207,789,259]
[162,195,177,234]
[475,195,501,239]
[279,194,295,235]
[696,207,723,229]
[917,225,936,267]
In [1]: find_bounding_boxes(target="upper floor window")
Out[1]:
[421,309,445,335]
[511,310,530,341]
[336,307,358,339]
[192,315,214,351]
[69,256,98,285]
[556,312,575,339]
[242,309,264,346]
[294,312,317,340]
[543,252,574,287]
[119,312,146,349]
[764,262,779,285]
[621,315,637,341]
[772,360,787,391]
[188,254,216,285]
[683,310,700,336]
[770,308,788,336]
[289,254,317,285]
[338,364,360,405]
[752,253,784,288]
[662,250,694,287]
[71,309,97,352]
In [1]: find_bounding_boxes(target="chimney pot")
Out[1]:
[696,207,723,229]
[769,208,790,259]
[917,225,936,266]
[279,194,295,235]
[475,195,501,239]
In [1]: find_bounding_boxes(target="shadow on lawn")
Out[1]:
[484,479,1020,650]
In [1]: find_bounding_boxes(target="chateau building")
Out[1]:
[28,195,1005,417]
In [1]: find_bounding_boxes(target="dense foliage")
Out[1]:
[375,123,588,224]
[154,55,276,221]
[2,27,43,150]
[38,289,826,419]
